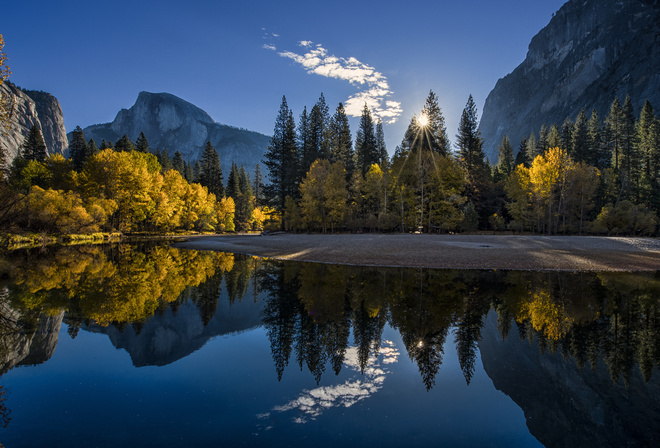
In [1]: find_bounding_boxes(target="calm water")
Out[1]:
[0,242,658,447]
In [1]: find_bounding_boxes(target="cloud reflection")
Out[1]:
[257,340,399,425]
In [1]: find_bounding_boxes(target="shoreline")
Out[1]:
[173,234,660,272]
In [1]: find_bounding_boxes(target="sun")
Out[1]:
[417,113,429,128]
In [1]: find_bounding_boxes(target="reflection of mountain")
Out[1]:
[86,294,264,367]
[0,293,63,376]
[479,311,660,448]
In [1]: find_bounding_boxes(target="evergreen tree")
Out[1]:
[560,118,573,154]
[199,141,224,198]
[193,160,202,182]
[253,163,264,206]
[263,96,299,210]
[547,124,561,149]
[421,90,451,156]
[21,124,47,162]
[172,151,185,175]
[158,149,174,172]
[302,94,330,175]
[375,119,388,167]
[297,106,311,183]
[621,94,640,198]
[238,165,254,228]
[69,125,89,170]
[184,161,194,182]
[526,132,538,161]
[496,135,514,178]
[515,137,528,167]
[135,131,149,153]
[456,95,486,178]
[355,103,377,175]
[88,139,99,157]
[537,124,548,155]
[587,109,604,168]
[100,139,113,150]
[638,100,660,208]
[226,162,241,199]
[329,102,353,176]
[572,109,589,163]
[115,135,135,152]
[606,97,624,171]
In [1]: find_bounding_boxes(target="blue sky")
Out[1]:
[1,0,566,153]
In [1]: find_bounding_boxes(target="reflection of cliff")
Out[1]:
[0,291,63,376]
[479,311,660,448]
[86,292,264,367]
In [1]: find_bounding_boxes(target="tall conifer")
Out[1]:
[199,141,224,198]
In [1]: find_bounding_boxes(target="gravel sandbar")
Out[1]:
[173,234,660,271]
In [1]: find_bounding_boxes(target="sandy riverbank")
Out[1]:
[172,234,660,271]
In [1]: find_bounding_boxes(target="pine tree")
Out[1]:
[253,163,264,206]
[526,133,538,161]
[606,97,624,171]
[158,149,174,172]
[193,160,201,182]
[100,139,113,150]
[172,151,185,175]
[115,135,135,152]
[560,118,573,154]
[375,119,388,167]
[329,102,353,176]
[355,103,377,175]
[136,131,149,153]
[547,124,561,149]
[515,137,528,167]
[621,94,640,198]
[302,94,330,175]
[88,139,99,157]
[587,109,604,168]
[297,106,311,184]
[537,124,548,155]
[496,135,514,178]
[638,100,660,208]
[421,90,451,156]
[199,141,224,198]
[184,161,194,182]
[21,124,47,162]
[226,162,241,199]
[572,109,589,163]
[263,96,299,210]
[69,125,89,170]
[456,95,486,178]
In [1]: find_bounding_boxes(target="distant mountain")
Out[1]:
[73,91,271,175]
[479,0,660,162]
[0,81,68,162]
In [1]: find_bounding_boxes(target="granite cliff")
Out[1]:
[479,0,660,162]
[76,91,270,175]
[0,81,68,162]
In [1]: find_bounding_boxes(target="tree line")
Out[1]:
[264,91,660,235]
[0,123,277,235]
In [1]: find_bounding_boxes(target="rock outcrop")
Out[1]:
[479,0,660,162]
[0,81,68,162]
[76,91,271,175]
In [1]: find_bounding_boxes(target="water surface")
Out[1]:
[0,243,658,447]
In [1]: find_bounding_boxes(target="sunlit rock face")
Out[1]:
[76,91,271,174]
[479,0,660,162]
[0,81,68,163]
[478,311,660,448]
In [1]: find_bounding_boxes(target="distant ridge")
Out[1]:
[71,91,271,175]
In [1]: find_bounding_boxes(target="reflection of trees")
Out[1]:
[260,264,660,389]
[2,245,238,326]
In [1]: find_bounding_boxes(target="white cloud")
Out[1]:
[274,41,402,124]
[263,44,277,51]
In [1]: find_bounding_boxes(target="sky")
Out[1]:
[1,0,567,154]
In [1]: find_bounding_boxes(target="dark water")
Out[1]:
[0,243,659,447]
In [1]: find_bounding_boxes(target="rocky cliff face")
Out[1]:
[77,91,271,174]
[479,311,660,447]
[479,0,660,162]
[0,81,68,162]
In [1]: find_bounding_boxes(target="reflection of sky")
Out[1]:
[257,340,399,425]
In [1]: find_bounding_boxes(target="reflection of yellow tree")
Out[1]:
[517,290,575,341]
[7,245,235,326]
